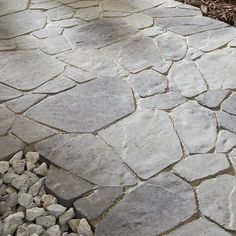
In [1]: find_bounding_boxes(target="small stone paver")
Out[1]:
[11,117,56,144]
[1,0,236,234]
[74,187,123,220]
[45,166,94,207]
[195,89,229,109]
[128,69,167,97]
[95,173,196,236]
[173,154,229,182]
[171,102,217,154]
[156,31,187,61]
[168,60,207,98]
[0,10,46,39]
[140,92,186,110]
[197,174,236,230]
[168,218,231,236]
[0,50,64,90]
[35,134,137,186]
[99,110,183,179]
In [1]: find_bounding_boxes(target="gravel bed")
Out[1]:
[0,151,94,236]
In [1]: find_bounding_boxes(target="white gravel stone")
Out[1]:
[12,174,28,190]
[41,194,57,208]
[28,178,44,196]
[11,159,26,174]
[36,215,56,229]
[9,151,23,165]
[59,207,75,225]
[45,225,61,236]
[27,224,44,235]
[25,152,40,164]
[77,218,93,236]
[46,203,66,217]
[18,193,34,208]
[26,207,47,221]
[0,161,9,174]
[33,163,48,176]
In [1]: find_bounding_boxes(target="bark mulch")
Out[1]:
[178,0,236,25]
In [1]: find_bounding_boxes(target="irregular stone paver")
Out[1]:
[155,16,227,36]
[103,35,166,73]
[63,66,97,83]
[197,174,236,230]
[142,26,166,37]
[128,70,167,97]
[196,89,229,109]
[125,13,153,29]
[64,18,137,48]
[185,47,204,60]
[30,1,61,10]
[196,48,236,89]
[33,26,63,39]
[101,0,137,12]
[99,110,183,179]
[39,35,71,55]
[217,111,236,134]
[0,39,16,51]
[45,166,94,207]
[173,154,229,182]
[11,117,55,144]
[168,218,231,236]
[156,31,187,61]
[33,75,76,94]
[47,6,74,21]
[140,92,186,110]
[35,134,137,186]
[0,136,23,161]
[0,50,64,90]
[27,77,134,132]
[75,7,100,21]
[169,60,207,98]
[0,106,15,135]
[6,93,46,114]
[69,1,99,9]
[14,35,39,50]
[74,187,123,220]
[0,84,22,102]
[95,173,196,236]
[188,27,236,52]
[216,130,236,153]
[0,10,46,39]
[222,93,236,116]
[0,0,28,17]
[171,102,217,154]
[57,48,127,77]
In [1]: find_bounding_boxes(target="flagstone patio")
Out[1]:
[1,0,236,235]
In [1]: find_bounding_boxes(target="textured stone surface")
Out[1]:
[198,175,236,230]
[0,106,15,135]
[0,0,28,16]
[188,27,236,52]
[222,93,236,116]
[33,75,76,94]
[217,111,236,133]
[0,39,16,51]
[57,48,127,77]
[196,89,229,108]
[0,50,64,90]
[95,173,196,236]
[171,102,217,153]
[27,77,134,132]
[140,92,186,110]
[0,136,23,161]
[173,154,229,181]
[33,26,63,39]
[156,31,187,61]
[125,13,153,29]
[155,16,227,36]
[35,134,137,186]
[129,70,167,97]
[64,18,137,48]
[45,166,94,207]
[75,7,100,21]
[169,60,207,98]
[196,48,236,89]
[11,117,55,144]
[216,130,236,153]
[99,110,183,179]
[74,187,123,220]
[47,6,74,21]
[6,93,46,114]
[0,10,46,39]
[168,218,231,236]
[0,84,22,102]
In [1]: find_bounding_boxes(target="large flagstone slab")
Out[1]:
[34,134,137,187]
[27,77,135,132]
[0,50,65,90]
[0,0,28,17]
[99,110,183,179]
[0,10,46,39]
[95,173,196,236]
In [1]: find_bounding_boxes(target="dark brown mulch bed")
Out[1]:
[178,0,236,25]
